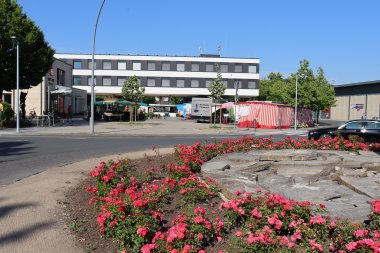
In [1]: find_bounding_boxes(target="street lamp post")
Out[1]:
[11,36,20,133]
[90,0,106,134]
[294,74,298,131]
[234,81,239,128]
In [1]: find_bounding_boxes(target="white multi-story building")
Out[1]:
[55,53,260,100]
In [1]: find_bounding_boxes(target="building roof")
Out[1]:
[334,80,380,88]
[55,52,260,60]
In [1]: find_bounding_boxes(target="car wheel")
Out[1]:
[319,134,332,139]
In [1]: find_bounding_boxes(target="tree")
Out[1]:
[313,67,335,123]
[121,75,145,123]
[208,64,226,126]
[258,73,288,102]
[169,96,183,105]
[260,59,335,124]
[0,0,55,98]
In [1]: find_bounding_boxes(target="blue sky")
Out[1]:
[17,0,380,85]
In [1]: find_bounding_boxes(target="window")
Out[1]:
[343,122,363,130]
[222,81,228,87]
[191,80,199,88]
[133,62,141,70]
[206,64,214,72]
[234,81,242,89]
[176,79,185,88]
[73,60,82,69]
[191,63,199,72]
[147,79,156,87]
[177,63,185,71]
[118,61,126,70]
[103,61,111,70]
[205,80,212,88]
[103,77,111,86]
[162,63,170,71]
[220,64,228,73]
[234,64,242,72]
[148,62,156,71]
[248,81,257,89]
[162,79,170,87]
[117,77,126,86]
[366,122,380,129]
[248,65,257,73]
[88,60,96,69]
[73,76,81,85]
[57,68,65,85]
[87,77,97,86]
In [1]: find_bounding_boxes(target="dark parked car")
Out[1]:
[308,119,380,142]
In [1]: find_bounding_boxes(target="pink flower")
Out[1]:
[310,215,326,225]
[194,207,205,215]
[235,230,243,237]
[291,229,302,241]
[141,244,156,253]
[354,229,369,238]
[346,241,358,251]
[197,233,204,239]
[193,216,204,224]
[251,208,262,218]
[309,240,323,252]
[137,227,148,237]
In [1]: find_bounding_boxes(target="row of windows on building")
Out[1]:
[74,76,258,89]
[73,60,257,73]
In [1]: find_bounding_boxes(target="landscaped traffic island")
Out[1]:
[85,136,380,253]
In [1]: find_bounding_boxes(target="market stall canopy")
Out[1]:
[50,85,72,94]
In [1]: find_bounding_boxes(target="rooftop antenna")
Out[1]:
[198,47,203,55]
[217,45,222,55]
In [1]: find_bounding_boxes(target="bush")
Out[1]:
[0,101,14,127]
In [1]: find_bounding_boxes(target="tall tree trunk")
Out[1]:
[129,105,132,123]
[134,104,137,122]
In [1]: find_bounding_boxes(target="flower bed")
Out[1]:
[87,136,380,252]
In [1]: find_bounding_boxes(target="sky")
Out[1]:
[17,0,380,85]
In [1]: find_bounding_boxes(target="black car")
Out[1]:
[308,119,380,142]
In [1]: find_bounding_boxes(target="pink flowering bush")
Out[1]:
[86,136,379,253]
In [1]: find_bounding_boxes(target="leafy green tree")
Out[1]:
[169,96,183,105]
[121,75,145,123]
[258,73,284,101]
[313,67,335,122]
[259,59,335,123]
[0,0,55,98]
[208,64,226,125]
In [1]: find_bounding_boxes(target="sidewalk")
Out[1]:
[0,118,309,137]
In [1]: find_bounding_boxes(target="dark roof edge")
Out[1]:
[334,80,380,88]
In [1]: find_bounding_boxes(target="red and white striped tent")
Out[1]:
[235,102,312,129]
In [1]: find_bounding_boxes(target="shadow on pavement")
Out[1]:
[0,221,54,245]
[0,141,35,157]
[0,202,38,220]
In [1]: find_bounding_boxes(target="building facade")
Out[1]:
[54,53,260,100]
[330,80,380,121]
[3,58,87,117]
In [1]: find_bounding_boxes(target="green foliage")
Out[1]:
[258,60,336,112]
[0,101,14,127]
[121,75,145,103]
[169,96,183,105]
[0,0,55,96]
[208,64,226,101]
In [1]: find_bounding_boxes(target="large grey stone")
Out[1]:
[201,149,380,222]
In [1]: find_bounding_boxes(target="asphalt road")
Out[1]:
[0,134,289,187]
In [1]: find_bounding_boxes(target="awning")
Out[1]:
[50,85,72,94]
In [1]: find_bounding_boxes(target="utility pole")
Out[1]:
[90,0,106,134]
